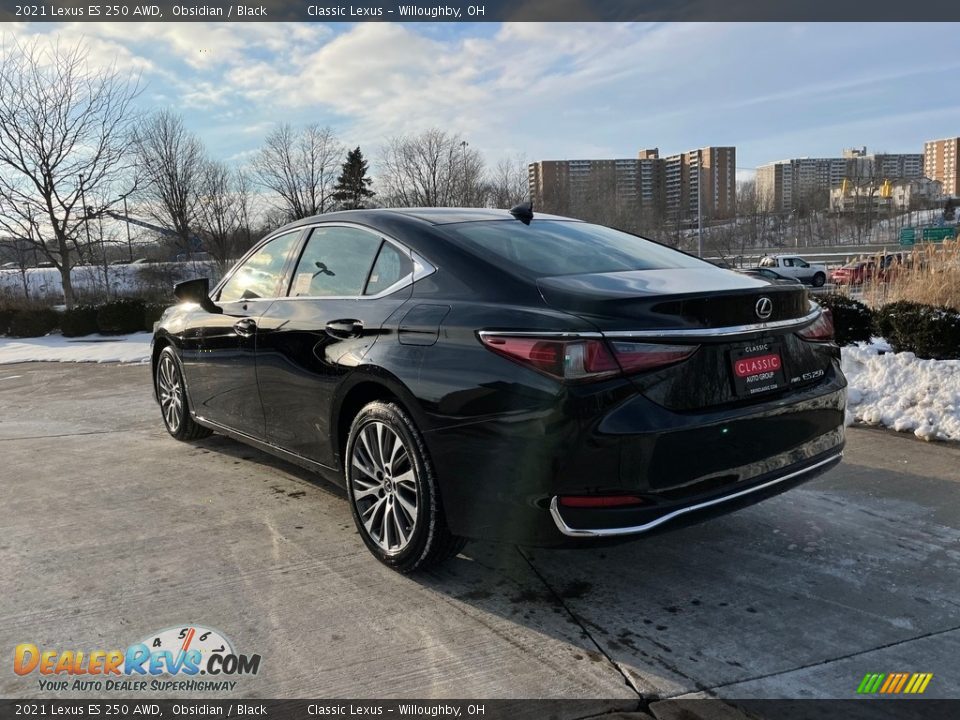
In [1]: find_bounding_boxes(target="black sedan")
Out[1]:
[152,207,846,572]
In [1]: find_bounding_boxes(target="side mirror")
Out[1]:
[174,277,222,314]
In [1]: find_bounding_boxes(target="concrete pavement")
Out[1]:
[1,363,958,710]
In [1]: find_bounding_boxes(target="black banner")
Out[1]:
[2,700,960,720]
[3,0,960,22]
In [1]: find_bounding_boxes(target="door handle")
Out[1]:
[234,318,257,337]
[325,319,363,339]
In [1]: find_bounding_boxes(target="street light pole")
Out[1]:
[460,140,469,206]
[697,155,703,258]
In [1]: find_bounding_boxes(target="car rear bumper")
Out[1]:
[423,363,846,546]
[548,449,842,538]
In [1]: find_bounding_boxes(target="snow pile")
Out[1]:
[0,333,151,365]
[842,339,960,441]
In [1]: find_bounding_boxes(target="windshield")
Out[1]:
[441,220,710,278]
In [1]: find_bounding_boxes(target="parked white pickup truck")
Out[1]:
[758,254,828,287]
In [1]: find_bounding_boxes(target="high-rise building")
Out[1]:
[662,146,736,222]
[528,146,736,223]
[757,148,923,212]
[923,137,960,197]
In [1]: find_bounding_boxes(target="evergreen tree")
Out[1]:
[332,146,375,209]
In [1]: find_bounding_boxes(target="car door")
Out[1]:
[791,257,813,281]
[255,224,416,466]
[183,229,303,438]
[778,257,798,279]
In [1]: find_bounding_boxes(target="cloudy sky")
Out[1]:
[7,22,960,178]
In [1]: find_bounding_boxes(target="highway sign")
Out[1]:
[922,227,955,242]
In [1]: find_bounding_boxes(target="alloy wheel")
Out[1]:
[350,421,419,555]
[157,354,183,433]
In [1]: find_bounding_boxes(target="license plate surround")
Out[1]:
[730,342,787,397]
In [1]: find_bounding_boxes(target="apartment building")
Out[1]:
[923,137,960,197]
[662,146,736,222]
[757,148,923,212]
[528,146,736,223]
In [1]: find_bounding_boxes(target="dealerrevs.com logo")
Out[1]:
[14,625,261,693]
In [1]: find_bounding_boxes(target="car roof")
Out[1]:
[272,207,578,233]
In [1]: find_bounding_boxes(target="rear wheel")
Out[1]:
[812,272,826,287]
[156,347,212,441]
[345,401,465,572]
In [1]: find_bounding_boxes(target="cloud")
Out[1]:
[4,22,959,171]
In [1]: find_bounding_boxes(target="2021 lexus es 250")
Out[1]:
[152,206,846,572]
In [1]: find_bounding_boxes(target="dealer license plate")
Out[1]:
[730,343,786,397]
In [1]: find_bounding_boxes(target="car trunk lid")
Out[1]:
[536,268,831,410]
[536,267,810,331]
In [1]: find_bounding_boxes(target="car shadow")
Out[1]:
[414,463,960,699]
[187,433,960,699]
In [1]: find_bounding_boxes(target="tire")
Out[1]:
[156,346,212,441]
[345,401,466,572]
[812,272,826,287]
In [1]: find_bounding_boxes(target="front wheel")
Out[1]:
[345,401,466,572]
[811,272,826,287]
[156,347,212,441]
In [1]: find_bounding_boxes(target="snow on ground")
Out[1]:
[0,333,151,365]
[842,339,960,442]
[0,260,218,299]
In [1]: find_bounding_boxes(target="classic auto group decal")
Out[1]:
[13,625,261,692]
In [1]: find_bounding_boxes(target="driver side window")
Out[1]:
[218,231,301,303]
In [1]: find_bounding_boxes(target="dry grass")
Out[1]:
[858,241,960,310]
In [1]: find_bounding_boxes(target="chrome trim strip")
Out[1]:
[213,221,437,301]
[601,306,822,339]
[479,304,821,343]
[478,330,603,340]
[549,452,843,538]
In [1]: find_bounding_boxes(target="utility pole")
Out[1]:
[122,194,133,261]
[78,174,92,250]
[79,173,108,287]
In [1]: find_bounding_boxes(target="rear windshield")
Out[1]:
[441,220,709,278]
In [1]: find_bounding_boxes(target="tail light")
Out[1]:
[479,334,698,382]
[797,307,834,342]
[607,341,698,374]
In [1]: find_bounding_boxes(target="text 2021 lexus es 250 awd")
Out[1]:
[152,206,846,572]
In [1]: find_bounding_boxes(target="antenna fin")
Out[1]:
[509,201,533,225]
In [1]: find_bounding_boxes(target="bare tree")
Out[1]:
[0,235,39,300]
[132,110,206,257]
[486,155,529,209]
[0,37,140,307]
[195,161,251,272]
[253,123,342,221]
[378,129,485,207]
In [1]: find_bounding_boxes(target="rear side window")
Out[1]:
[441,220,709,278]
[365,242,413,296]
[290,226,382,297]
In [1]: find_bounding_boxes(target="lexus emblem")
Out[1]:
[755,297,773,320]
